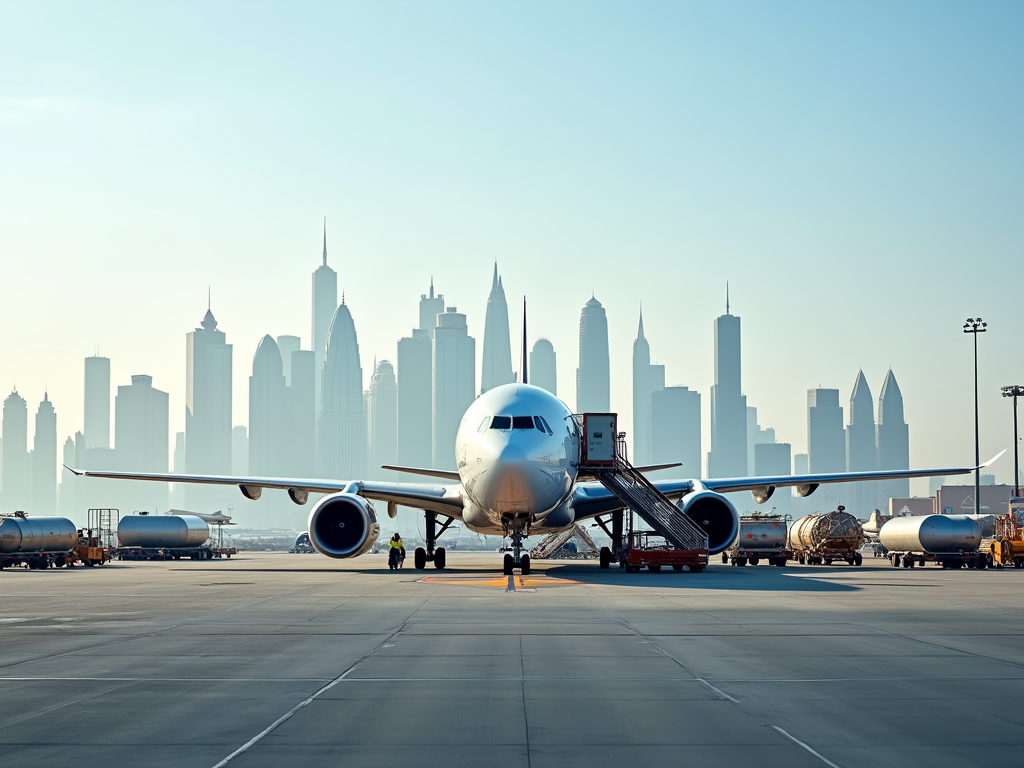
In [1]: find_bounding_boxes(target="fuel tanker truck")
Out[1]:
[879,514,984,569]
[789,506,865,566]
[0,512,78,569]
[722,512,791,566]
[114,511,213,560]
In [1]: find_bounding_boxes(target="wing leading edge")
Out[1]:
[63,467,465,518]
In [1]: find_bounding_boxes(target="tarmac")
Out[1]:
[2,551,1023,768]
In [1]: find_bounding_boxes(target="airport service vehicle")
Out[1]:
[879,514,984,569]
[69,527,111,566]
[789,506,865,566]
[981,501,1024,568]
[69,312,1003,574]
[722,512,791,567]
[619,530,707,573]
[111,511,231,560]
[0,512,78,570]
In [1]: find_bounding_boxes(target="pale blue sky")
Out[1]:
[1,1,1021,490]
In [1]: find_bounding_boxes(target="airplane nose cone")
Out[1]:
[497,443,527,464]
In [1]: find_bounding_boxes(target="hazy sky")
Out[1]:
[1,1,1021,494]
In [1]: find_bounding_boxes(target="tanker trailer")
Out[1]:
[879,514,984,569]
[789,506,865,566]
[722,512,791,567]
[0,512,78,570]
[115,512,210,560]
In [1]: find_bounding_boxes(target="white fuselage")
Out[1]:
[455,384,581,535]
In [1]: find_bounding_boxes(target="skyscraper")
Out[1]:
[807,388,846,474]
[754,442,792,513]
[877,369,910,502]
[433,307,476,469]
[185,304,233,507]
[59,436,76,514]
[115,375,169,512]
[317,302,366,479]
[288,349,316,477]
[481,264,514,394]
[231,426,248,475]
[576,296,610,414]
[709,288,747,477]
[249,335,287,476]
[632,309,664,465]
[32,393,57,513]
[846,370,879,513]
[397,329,434,468]
[277,335,301,386]
[370,359,398,477]
[1,391,30,512]
[650,386,701,479]
[530,339,557,395]
[84,355,110,449]
[746,406,776,473]
[312,220,338,416]
[418,279,445,335]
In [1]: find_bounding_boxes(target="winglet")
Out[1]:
[63,464,83,476]
[979,449,1007,469]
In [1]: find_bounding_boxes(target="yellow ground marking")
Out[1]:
[418,574,579,589]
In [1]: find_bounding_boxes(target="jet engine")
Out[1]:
[677,491,740,554]
[307,493,380,559]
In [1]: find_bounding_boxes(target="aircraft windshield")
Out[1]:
[512,416,535,430]
[490,416,512,430]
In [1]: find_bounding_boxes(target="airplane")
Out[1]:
[68,307,1004,575]
[165,508,236,525]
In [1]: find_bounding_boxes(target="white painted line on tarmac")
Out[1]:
[695,678,740,703]
[0,677,333,682]
[210,664,361,768]
[772,726,843,768]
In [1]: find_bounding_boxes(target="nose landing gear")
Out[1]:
[502,520,531,575]
[413,510,452,570]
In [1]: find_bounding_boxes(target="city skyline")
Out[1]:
[1,1,1021,503]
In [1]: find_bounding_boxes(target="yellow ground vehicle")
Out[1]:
[72,528,110,566]
[984,502,1024,568]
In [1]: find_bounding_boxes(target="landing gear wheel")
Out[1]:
[414,548,427,570]
[520,554,530,575]
[503,554,514,575]
[599,547,612,569]
[433,547,446,570]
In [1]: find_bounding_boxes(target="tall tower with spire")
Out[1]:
[576,296,610,414]
[185,302,233,508]
[480,264,514,394]
[877,369,910,503]
[846,370,879,513]
[312,218,338,416]
[32,393,58,513]
[708,285,747,477]
[632,307,664,465]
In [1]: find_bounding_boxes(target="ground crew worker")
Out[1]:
[388,533,405,570]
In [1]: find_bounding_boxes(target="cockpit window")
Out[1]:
[490,416,512,430]
[478,417,491,433]
[535,416,553,435]
[512,416,535,430]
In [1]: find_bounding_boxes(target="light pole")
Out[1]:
[1002,385,1023,499]
[964,318,987,513]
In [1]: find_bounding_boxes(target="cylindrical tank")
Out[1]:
[879,515,981,554]
[737,518,788,550]
[0,515,78,553]
[117,514,209,548]
[790,511,863,552]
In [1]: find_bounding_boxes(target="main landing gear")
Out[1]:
[413,510,451,570]
[502,519,531,576]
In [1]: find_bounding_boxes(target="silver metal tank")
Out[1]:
[736,518,788,550]
[879,514,981,554]
[790,510,863,551]
[0,515,78,553]
[117,514,209,548]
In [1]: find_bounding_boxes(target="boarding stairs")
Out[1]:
[531,524,600,560]
[577,416,708,552]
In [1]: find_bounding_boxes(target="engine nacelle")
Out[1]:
[677,490,740,555]
[307,493,380,559]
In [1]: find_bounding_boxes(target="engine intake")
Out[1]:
[307,493,380,559]
[677,490,740,554]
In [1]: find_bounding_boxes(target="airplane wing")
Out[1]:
[64,467,465,519]
[569,452,1005,520]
